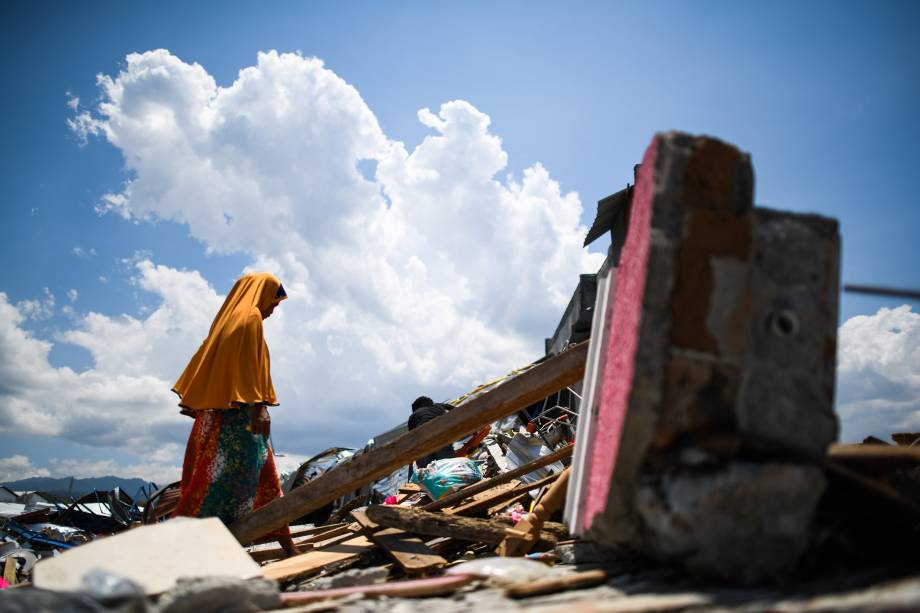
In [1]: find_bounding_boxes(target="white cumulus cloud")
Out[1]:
[0,277,193,466]
[16,287,55,321]
[0,455,51,482]
[47,49,603,459]
[837,305,920,442]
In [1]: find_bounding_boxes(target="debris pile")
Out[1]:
[3,131,920,611]
[0,484,160,588]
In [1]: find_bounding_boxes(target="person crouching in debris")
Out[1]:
[408,396,456,469]
[171,272,299,557]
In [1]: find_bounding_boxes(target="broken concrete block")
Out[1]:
[565,132,840,581]
[636,462,826,583]
[574,132,759,548]
[737,209,840,454]
[156,576,280,613]
[32,517,261,596]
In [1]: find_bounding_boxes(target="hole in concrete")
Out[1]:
[766,309,800,337]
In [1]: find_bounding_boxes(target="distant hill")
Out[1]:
[2,476,158,499]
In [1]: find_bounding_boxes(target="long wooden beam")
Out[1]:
[366,505,558,547]
[423,443,573,511]
[230,342,588,543]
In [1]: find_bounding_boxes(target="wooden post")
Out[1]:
[497,467,570,556]
[230,342,588,544]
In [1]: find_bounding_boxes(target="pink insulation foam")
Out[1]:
[581,136,659,529]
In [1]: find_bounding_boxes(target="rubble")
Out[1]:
[2,130,919,610]
[32,518,261,594]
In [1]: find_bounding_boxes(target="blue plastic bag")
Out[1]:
[410,457,482,500]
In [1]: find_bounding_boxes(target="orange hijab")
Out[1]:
[172,272,287,412]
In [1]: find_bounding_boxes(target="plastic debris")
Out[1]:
[446,556,554,585]
[411,458,482,501]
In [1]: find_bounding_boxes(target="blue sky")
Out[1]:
[1,1,918,483]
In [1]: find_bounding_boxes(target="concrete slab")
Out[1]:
[32,517,261,595]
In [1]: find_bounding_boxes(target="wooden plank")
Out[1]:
[487,491,531,516]
[423,444,573,511]
[289,523,347,538]
[230,342,588,544]
[505,569,607,598]
[468,480,520,506]
[250,522,345,545]
[828,443,920,467]
[396,483,422,504]
[310,525,363,550]
[247,524,356,563]
[279,573,478,605]
[351,509,446,574]
[365,505,557,548]
[447,471,562,517]
[260,535,374,582]
[351,509,381,531]
[4,556,17,585]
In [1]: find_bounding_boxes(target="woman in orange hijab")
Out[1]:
[172,272,297,556]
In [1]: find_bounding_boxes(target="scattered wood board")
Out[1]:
[828,443,920,468]
[365,505,557,548]
[487,490,531,517]
[289,523,347,538]
[444,480,519,516]
[351,509,446,574]
[4,556,16,585]
[505,569,607,598]
[261,535,375,582]
[447,471,561,517]
[424,444,573,511]
[396,483,422,504]
[247,524,356,563]
[230,342,588,543]
[279,573,478,605]
[249,524,329,546]
[309,525,364,550]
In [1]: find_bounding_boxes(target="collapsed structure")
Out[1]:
[567,133,840,581]
[3,132,920,611]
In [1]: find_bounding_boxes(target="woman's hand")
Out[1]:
[248,405,271,437]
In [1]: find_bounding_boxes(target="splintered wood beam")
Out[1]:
[422,443,573,511]
[230,342,588,544]
[366,505,557,548]
[351,509,446,574]
[279,574,479,605]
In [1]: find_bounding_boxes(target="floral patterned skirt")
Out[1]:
[174,407,290,541]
